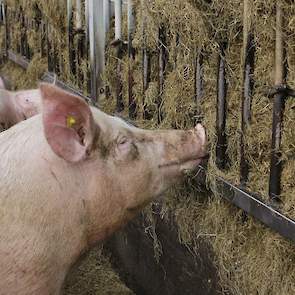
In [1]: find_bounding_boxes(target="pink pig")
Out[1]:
[0,84,206,295]
[0,77,41,131]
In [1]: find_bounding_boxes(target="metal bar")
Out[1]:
[269,2,287,202]
[88,0,105,102]
[23,16,29,59]
[41,72,92,105]
[103,0,111,99]
[216,42,228,170]
[114,0,124,112]
[47,23,54,72]
[6,50,295,245]
[76,0,82,29]
[0,1,3,24]
[240,0,255,186]
[141,0,151,119]
[85,0,89,57]
[67,0,76,76]
[198,165,295,243]
[75,0,84,87]
[20,10,25,56]
[104,0,111,35]
[266,85,295,98]
[2,2,8,60]
[115,0,122,42]
[194,48,204,123]
[128,0,136,119]
[7,50,30,68]
[53,42,60,76]
[158,24,167,124]
[7,50,91,104]
[40,21,46,58]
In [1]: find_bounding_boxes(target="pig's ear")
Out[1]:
[40,83,97,163]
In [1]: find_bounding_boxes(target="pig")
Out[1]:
[0,78,41,131]
[0,83,206,295]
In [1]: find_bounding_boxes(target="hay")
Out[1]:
[2,0,295,294]
[103,0,295,293]
[63,246,134,295]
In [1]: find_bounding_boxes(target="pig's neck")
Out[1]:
[81,164,139,247]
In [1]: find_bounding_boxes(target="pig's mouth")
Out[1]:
[158,154,208,173]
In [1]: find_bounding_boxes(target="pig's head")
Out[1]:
[40,83,206,217]
[13,89,42,120]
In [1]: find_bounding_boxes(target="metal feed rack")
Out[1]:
[0,0,295,242]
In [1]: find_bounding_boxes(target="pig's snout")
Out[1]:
[193,123,208,159]
[194,123,206,149]
[159,123,207,176]
[179,123,207,172]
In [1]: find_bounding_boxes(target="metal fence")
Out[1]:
[0,0,295,242]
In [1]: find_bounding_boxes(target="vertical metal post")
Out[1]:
[67,0,76,76]
[158,23,167,124]
[20,9,25,56]
[194,48,204,123]
[269,1,287,202]
[53,41,60,75]
[128,0,136,119]
[114,0,122,42]
[216,42,228,170]
[88,0,105,103]
[103,0,111,35]
[85,0,89,55]
[2,2,8,59]
[240,0,255,186]
[47,23,54,72]
[76,0,82,29]
[76,0,84,87]
[103,0,111,99]
[114,0,124,112]
[24,17,31,60]
[41,21,46,58]
[0,1,3,24]
[141,0,151,119]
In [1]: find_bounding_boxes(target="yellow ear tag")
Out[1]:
[66,115,76,128]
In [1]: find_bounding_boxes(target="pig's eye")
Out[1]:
[118,137,128,146]
[116,136,132,158]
